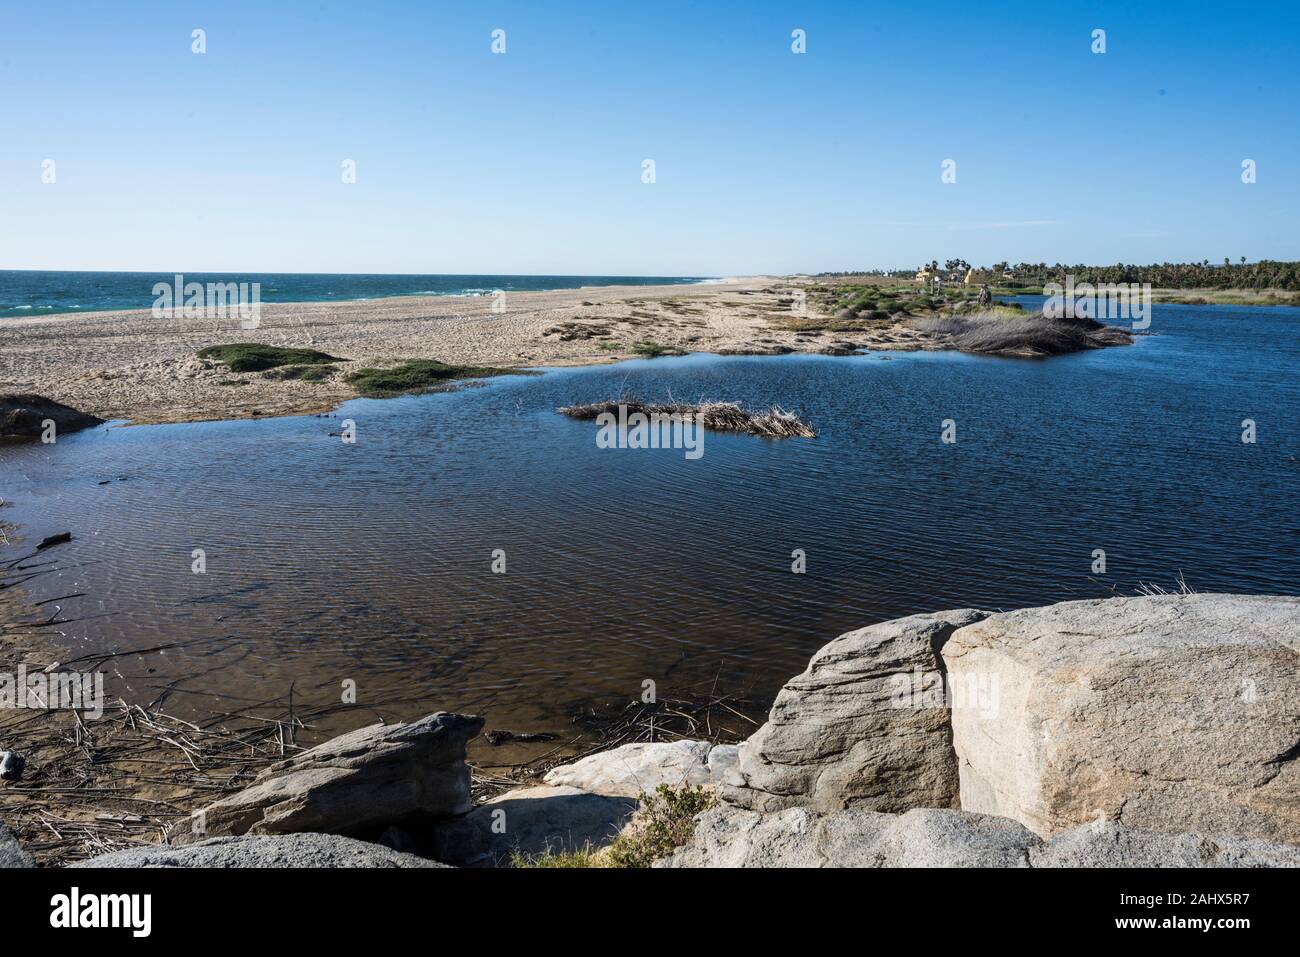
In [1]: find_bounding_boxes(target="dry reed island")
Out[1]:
[0,275,1131,431]
[1,588,1298,868]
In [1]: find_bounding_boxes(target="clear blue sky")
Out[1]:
[2,1,1296,275]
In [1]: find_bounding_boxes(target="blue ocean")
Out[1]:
[0,270,711,319]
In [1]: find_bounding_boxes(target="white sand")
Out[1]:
[0,278,928,425]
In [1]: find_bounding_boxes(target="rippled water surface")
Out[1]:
[3,301,1297,746]
[0,270,707,319]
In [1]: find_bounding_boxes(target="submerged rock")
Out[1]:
[944,594,1300,845]
[170,712,484,844]
[0,394,103,441]
[70,833,445,868]
[720,609,988,813]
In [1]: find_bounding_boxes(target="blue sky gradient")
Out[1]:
[2,1,1296,274]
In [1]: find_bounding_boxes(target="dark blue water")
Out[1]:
[2,301,1297,743]
[0,270,710,319]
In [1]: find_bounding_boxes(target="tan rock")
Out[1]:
[943,594,1300,844]
[171,712,483,844]
[542,741,721,798]
[719,609,988,812]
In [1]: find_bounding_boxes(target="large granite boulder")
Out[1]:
[719,609,988,812]
[943,594,1300,845]
[1029,819,1300,868]
[429,785,637,866]
[0,823,35,868]
[659,805,1300,868]
[660,806,1038,868]
[543,741,731,797]
[171,712,484,844]
[0,394,103,440]
[71,833,444,868]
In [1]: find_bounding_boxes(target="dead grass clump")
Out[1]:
[557,399,816,438]
[543,322,613,341]
[908,311,1132,356]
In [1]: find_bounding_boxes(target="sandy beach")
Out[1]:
[0,278,944,426]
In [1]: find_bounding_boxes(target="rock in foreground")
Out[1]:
[430,785,637,866]
[659,805,1300,868]
[71,833,445,868]
[170,712,484,844]
[0,823,35,868]
[543,740,732,798]
[0,394,104,440]
[944,594,1300,844]
[720,609,987,813]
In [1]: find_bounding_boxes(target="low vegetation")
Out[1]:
[558,398,817,438]
[1149,288,1300,306]
[262,364,334,382]
[510,847,601,868]
[774,281,1018,336]
[629,340,684,359]
[511,784,716,869]
[195,343,342,373]
[345,359,531,396]
[603,785,715,867]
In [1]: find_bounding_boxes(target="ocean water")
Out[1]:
[2,301,1297,751]
[0,270,710,319]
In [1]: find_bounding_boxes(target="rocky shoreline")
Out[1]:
[4,592,1295,868]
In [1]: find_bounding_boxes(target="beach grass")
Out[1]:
[509,847,602,868]
[344,359,531,396]
[509,784,716,869]
[196,343,343,373]
[629,340,684,358]
[263,364,335,382]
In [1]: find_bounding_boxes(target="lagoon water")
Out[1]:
[2,300,1298,745]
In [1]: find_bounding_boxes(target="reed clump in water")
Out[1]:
[557,398,816,438]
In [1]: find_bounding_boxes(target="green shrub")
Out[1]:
[345,359,529,396]
[629,341,683,359]
[196,343,342,373]
[602,784,716,868]
[263,364,334,382]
